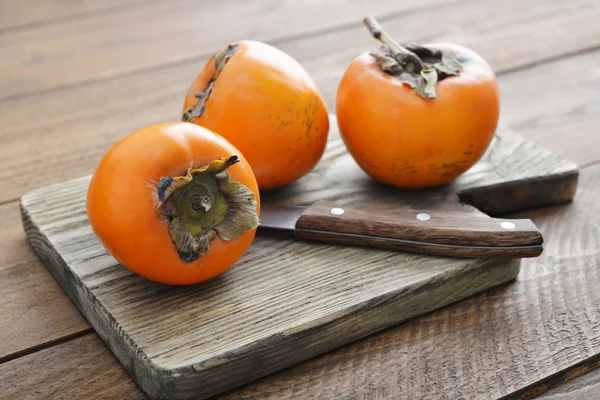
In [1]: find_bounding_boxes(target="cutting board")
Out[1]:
[21,118,578,400]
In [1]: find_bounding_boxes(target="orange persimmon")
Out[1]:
[337,17,500,189]
[86,122,260,285]
[182,40,329,190]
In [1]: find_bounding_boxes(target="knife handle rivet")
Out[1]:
[501,221,516,230]
[416,213,431,221]
[330,207,345,216]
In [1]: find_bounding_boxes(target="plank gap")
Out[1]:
[0,328,93,365]
[492,42,600,80]
[0,0,494,103]
[581,158,600,170]
[3,5,598,106]
[0,1,157,36]
[499,352,600,399]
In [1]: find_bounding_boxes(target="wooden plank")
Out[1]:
[0,259,91,363]
[0,102,580,366]
[538,361,600,399]
[0,190,92,364]
[1,0,596,100]
[304,0,600,103]
[2,0,598,367]
[0,202,37,269]
[0,0,597,397]
[0,202,91,363]
[0,0,151,32]
[499,51,600,168]
[0,333,146,399]
[2,0,600,204]
[20,123,576,399]
[0,0,459,99]
[217,163,600,399]
[8,163,599,400]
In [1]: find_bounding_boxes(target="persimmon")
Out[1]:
[86,122,260,285]
[182,40,329,190]
[336,17,500,189]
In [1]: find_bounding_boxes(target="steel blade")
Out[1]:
[259,204,308,231]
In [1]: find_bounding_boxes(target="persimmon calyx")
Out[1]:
[156,155,259,263]
[363,16,461,99]
[182,44,239,122]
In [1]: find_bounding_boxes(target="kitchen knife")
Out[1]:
[258,200,543,258]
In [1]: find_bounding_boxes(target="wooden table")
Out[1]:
[2,0,600,398]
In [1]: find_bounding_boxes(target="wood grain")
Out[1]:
[1,0,599,205]
[0,70,582,376]
[0,70,580,365]
[0,202,37,269]
[19,124,575,399]
[499,50,600,169]
[0,1,598,398]
[538,359,600,399]
[215,163,600,399]
[0,259,90,363]
[20,178,520,400]
[0,202,91,362]
[10,163,600,400]
[0,333,146,399]
[0,0,151,32]
[295,230,543,260]
[0,0,458,99]
[1,0,597,100]
[295,200,543,258]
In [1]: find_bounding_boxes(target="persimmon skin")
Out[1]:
[183,40,329,190]
[336,44,500,189]
[86,122,260,285]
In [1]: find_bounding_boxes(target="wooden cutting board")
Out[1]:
[21,118,578,400]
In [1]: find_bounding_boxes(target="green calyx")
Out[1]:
[182,43,239,122]
[363,16,461,99]
[156,155,259,263]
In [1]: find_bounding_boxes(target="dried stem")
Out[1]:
[363,16,424,74]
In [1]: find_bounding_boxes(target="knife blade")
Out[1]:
[258,200,543,258]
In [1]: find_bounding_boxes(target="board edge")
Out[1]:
[20,192,522,399]
[458,163,579,216]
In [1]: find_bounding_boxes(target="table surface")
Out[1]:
[1,0,600,399]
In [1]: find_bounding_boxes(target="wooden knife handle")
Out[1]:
[294,201,543,258]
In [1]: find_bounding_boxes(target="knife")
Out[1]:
[258,200,543,258]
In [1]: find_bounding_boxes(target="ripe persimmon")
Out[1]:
[86,122,260,285]
[182,40,329,190]
[337,17,500,189]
